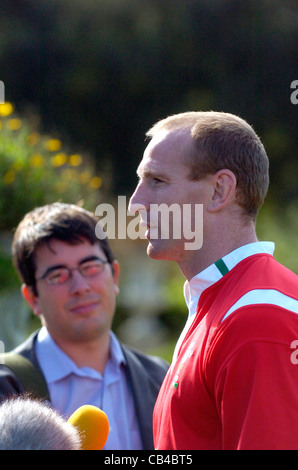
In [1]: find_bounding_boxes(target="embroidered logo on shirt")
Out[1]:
[171,341,195,389]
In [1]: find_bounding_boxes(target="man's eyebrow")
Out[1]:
[137,165,167,180]
[38,264,66,279]
[78,255,106,265]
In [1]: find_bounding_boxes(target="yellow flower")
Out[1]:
[44,138,62,151]
[7,118,22,131]
[0,102,14,117]
[30,153,44,168]
[89,176,102,189]
[3,169,16,184]
[69,154,82,167]
[51,153,67,167]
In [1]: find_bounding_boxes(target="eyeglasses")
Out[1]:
[36,258,109,285]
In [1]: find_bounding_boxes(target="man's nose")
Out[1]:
[128,182,148,214]
[69,269,91,295]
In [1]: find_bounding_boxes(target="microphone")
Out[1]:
[67,405,109,450]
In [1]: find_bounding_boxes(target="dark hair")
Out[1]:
[12,202,115,295]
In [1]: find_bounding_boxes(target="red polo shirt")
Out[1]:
[153,248,298,450]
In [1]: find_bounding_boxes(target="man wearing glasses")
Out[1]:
[0,202,168,450]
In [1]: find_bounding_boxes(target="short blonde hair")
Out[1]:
[147,111,269,218]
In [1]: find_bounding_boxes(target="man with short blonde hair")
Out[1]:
[130,111,298,450]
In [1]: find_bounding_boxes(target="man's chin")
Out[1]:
[146,240,174,261]
[147,240,161,259]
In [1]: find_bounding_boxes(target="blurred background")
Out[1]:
[0,0,297,361]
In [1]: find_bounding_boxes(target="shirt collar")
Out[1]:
[36,327,126,384]
[184,241,275,318]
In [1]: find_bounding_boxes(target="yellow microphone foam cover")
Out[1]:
[67,405,109,450]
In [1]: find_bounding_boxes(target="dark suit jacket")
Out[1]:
[0,330,169,450]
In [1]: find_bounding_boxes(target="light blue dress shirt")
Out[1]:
[35,327,143,450]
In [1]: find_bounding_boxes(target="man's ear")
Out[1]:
[21,284,42,317]
[207,169,237,212]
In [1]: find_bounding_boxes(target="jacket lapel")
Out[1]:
[122,345,160,450]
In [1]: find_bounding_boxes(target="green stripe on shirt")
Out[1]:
[215,258,229,276]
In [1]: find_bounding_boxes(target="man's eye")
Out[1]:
[81,262,102,276]
[152,177,164,184]
[47,270,66,283]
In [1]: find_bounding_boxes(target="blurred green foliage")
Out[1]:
[0,102,106,231]
[256,202,298,273]
[0,250,19,290]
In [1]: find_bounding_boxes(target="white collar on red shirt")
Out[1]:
[184,241,275,320]
[171,242,275,365]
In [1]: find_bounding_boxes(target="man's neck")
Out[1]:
[179,218,258,281]
[50,332,110,375]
